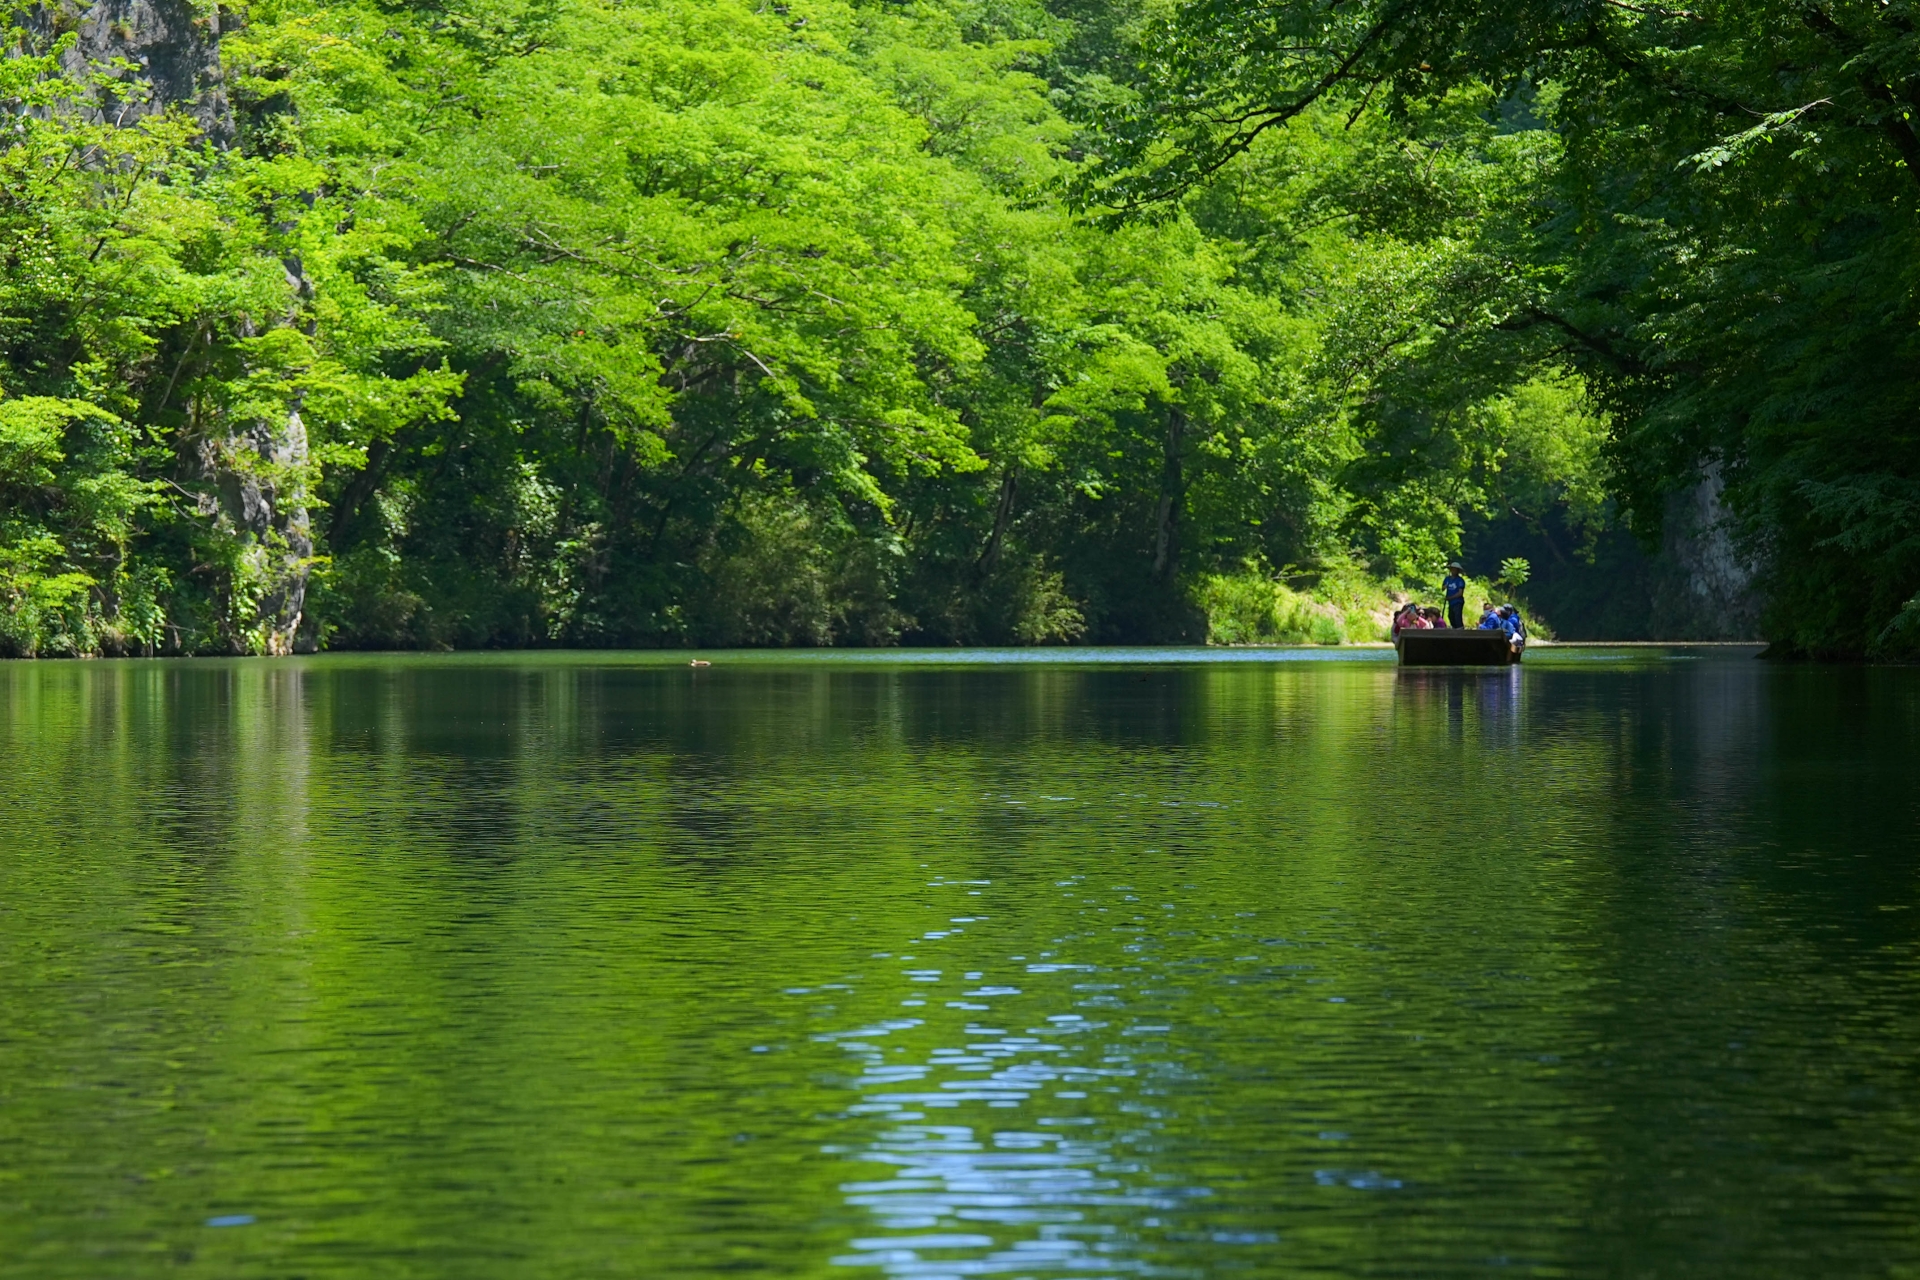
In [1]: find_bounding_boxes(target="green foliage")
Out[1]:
[0,0,1733,655]
[0,396,155,655]
[1077,0,1920,657]
[0,18,456,654]
[1199,562,1402,646]
[1200,573,1332,646]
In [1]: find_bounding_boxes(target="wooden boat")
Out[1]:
[1395,627,1524,666]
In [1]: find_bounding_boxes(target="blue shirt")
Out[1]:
[1442,574,1465,602]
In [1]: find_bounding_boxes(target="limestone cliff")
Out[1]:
[23,0,316,652]
[1650,467,1763,640]
[23,0,232,142]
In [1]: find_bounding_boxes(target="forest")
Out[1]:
[1,0,1915,657]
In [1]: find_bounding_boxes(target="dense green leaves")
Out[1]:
[0,0,1653,653]
[1083,0,1920,655]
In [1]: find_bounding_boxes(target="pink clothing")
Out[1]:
[1393,607,1431,637]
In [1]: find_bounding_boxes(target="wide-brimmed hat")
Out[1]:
[1447,560,1462,570]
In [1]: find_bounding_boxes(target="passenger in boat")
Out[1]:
[1500,605,1525,638]
[1421,605,1446,629]
[1391,603,1431,637]
[1442,562,1466,629]
[1477,602,1502,629]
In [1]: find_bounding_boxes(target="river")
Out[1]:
[2,647,1917,1277]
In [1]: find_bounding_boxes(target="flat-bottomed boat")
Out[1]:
[1395,628,1523,666]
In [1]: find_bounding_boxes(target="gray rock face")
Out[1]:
[24,0,232,143]
[27,0,316,652]
[1651,465,1763,640]
[193,408,315,654]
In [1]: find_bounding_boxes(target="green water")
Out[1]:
[3,648,1918,1278]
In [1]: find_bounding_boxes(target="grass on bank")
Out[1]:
[1198,565,1537,646]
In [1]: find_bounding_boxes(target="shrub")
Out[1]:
[1199,569,1362,645]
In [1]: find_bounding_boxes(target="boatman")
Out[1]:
[1442,561,1466,629]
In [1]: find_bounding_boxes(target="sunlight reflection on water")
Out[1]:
[0,648,1916,1280]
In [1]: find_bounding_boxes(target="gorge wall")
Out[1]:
[24,0,230,140]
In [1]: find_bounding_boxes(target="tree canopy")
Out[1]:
[5,0,1901,655]
[1081,0,1920,656]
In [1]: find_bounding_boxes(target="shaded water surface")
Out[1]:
[2,648,1918,1278]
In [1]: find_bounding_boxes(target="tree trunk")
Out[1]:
[1151,405,1185,582]
[328,437,392,551]
[975,466,1020,578]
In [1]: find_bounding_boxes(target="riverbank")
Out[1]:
[1198,566,1522,646]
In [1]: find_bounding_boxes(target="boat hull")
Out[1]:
[1395,628,1523,666]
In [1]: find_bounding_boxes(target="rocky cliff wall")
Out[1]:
[1649,466,1763,640]
[19,1,318,651]
[21,0,231,142]
[1465,466,1765,642]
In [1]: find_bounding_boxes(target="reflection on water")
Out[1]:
[1394,665,1524,746]
[2,648,1919,1279]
